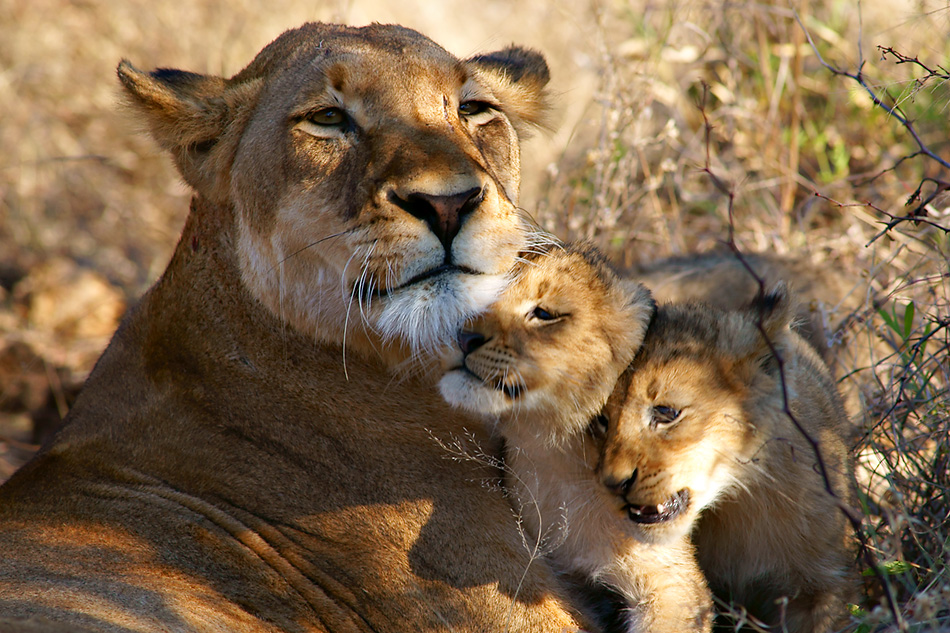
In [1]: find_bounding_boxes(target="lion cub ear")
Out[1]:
[742,281,795,375]
[466,46,552,134]
[117,60,259,200]
[612,280,655,364]
[621,279,656,336]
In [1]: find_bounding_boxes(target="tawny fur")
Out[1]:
[440,244,714,633]
[0,23,594,632]
[625,249,873,421]
[599,284,857,633]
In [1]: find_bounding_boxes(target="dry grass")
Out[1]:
[1,0,948,630]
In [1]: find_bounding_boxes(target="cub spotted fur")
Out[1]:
[440,243,714,633]
[599,284,856,633]
[0,23,593,632]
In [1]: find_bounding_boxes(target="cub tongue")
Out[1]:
[627,503,662,518]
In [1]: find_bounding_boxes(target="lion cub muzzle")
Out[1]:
[454,327,524,399]
[601,459,692,527]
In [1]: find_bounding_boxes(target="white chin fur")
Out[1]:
[628,519,694,545]
[438,371,510,416]
[375,272,508,353]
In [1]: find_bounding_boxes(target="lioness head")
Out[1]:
[117,23,552,358]
[439,243,655,441]
[598,284,794,543]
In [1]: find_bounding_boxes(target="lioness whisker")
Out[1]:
[354,242,378,325]
[270,229,353,272]
[339,247,365,379]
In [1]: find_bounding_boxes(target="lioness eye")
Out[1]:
[309,107,347,126]
[531,306,556,321]
[459,100,492,117]
[652,406,680,425]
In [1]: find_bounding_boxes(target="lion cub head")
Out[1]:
[598,284,800,542]
[439,243,654,442]
[117,23,553,359]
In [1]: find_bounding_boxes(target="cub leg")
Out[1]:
[602,540,713,633]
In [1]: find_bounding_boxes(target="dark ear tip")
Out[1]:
[753,281,789,316]
[468,46,550,86]
[116,59,139,85]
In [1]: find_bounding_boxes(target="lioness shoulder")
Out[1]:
[599,283,856,633]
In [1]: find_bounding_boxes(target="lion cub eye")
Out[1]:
[651,405,680,426]
[594,414,609,431]
[459,100,493,117]
[308,107,348,126]
[530,306,557,321]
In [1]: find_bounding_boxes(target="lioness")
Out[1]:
[439,243,713,633]
[0,23,594,632]
[598,284,856,633]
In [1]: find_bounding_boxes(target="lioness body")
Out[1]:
[0,24,590,632]
[439,245,712,633]
[599,287,856,632]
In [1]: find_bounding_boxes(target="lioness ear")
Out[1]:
[467,46,552,134]
[117,60,258,200]
[118,61,229,153]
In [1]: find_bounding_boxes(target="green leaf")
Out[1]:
[903,302,915,339]
[878,306,898,334]
[862,560,911,576]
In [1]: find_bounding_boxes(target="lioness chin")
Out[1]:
[439,243,714,633]
[0,23,594,633]
[599,284,857,633]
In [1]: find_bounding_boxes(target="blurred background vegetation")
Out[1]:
[1,0,947,629]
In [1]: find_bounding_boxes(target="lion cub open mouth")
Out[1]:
[626,488,690,524]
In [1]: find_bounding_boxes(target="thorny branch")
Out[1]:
[814,192,950,247]
[794,11,950,242]
[696,83,908,630]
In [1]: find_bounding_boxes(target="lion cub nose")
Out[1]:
[389,187,483,251]
[602,468,638,497]
[457,331,487,355]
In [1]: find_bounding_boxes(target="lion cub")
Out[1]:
[598,284,855,633]
[439,243,713,633]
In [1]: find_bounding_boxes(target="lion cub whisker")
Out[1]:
[439,241,714,633]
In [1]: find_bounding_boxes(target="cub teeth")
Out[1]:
[625,488,691,525]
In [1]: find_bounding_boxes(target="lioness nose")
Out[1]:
[390,187,483,251]
[602,468,637,497]
[457,331,487,355]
